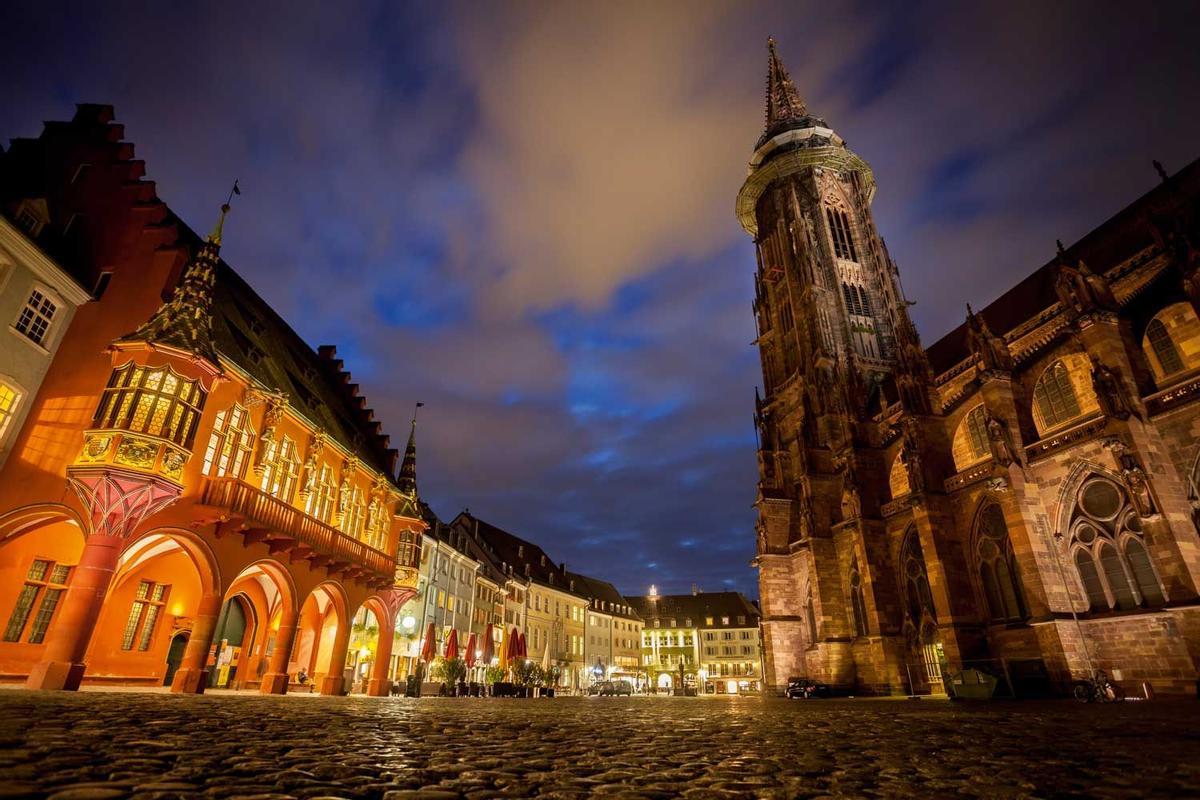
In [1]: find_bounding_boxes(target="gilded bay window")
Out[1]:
[93,363,205,449]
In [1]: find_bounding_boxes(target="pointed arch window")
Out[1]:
[1068,477,1165,611]
[1033,360,1082,430]
[900,531,936,625]
[202,404,256,478]
[974,504,1026,622]
[964,405,990,462]
[826,207,858,261]
[1145,319,1184,376]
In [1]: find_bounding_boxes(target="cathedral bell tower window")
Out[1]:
[826,208,859,262]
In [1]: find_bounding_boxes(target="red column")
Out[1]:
[170,593,223,694]
[366,617,395,697]
[260,609,299,695]
[25,533,123,691]
[319,619,351,696]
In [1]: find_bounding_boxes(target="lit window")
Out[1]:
[964,405,989,461]
[14,288,58,346]
[1032,361,1082,431]
[121,579,170,651]
[202,405,256,477]
[303,463,337,522]
[1145,319,1184,376]
[3,559,71,643]
[341,487,367,541]
[93,364,205,448]
[260,436,299,501]
[0,381,21,441]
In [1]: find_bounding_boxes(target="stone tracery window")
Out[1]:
[826,207,859,262]
[1068,476,1165,611]
[1145,319,1184,376]
[202,404,256,478]
[1032,360,1082,431]
[974,504,1026,623]
[900,530,936,626]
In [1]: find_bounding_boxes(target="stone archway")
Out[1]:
[295,581,350,695]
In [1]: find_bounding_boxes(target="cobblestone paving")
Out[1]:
[0,691,1197,799]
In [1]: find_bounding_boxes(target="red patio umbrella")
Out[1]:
[481,623,495,664]
[464,632,477,669]
[420,622,437,663]
[444,628,459,661]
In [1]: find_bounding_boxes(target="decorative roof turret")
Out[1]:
[116,182,240,371]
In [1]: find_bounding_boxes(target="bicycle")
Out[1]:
[1071,670,1126,703]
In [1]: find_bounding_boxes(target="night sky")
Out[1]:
[3,1,1199,597]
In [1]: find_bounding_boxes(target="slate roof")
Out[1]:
[627,592,760,628]
[463,513,588,599]
[925,157,1200,375]
[568,572,642,621]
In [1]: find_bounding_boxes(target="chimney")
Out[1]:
[518,545,524,558]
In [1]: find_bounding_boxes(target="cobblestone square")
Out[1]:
[0,691,1197,799]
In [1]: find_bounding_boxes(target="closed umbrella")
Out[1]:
[481,623,495,665]
[420,622,437,663]
[541,641,551,672]
[518,632,527,660]
[497,628,510,670]
[464,633,477,669]
[444,628,459,661]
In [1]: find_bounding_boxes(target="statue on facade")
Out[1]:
[985,412,1018,467]
[841,484,862,521]
[965,304,1014,372]
[335,456,357,524]
[1054,241,1118,317]
[1090,357,1134,420]
[299,431,326,498]
[253,394,287,477]
[1103,438,1157,516]
[900,419,925,495]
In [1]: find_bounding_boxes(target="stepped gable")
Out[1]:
[568,573,641,621]
[627,591,760,627]
[207,256,399,479]
[926,157,1200,375]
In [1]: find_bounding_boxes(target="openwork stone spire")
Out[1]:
[118,191,237,369]
[760,37,809,147]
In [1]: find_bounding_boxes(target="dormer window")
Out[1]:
[16,208,42,237]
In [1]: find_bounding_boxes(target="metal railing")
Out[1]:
[200,476,395,578]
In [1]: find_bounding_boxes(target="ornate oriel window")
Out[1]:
[121,579,170,651]
[202,404,256,478]
[849,560,868,638]
[93,363,205,448]
[304,463,337,523]
[260,436,299,501]
[3,559,71,643]
[975,504,1026,622]
[1069,476,1165,611]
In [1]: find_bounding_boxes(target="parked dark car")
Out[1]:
[785,677,830,699]
[591,680,634,696]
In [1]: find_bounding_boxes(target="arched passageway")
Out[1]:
[293,582,350,695]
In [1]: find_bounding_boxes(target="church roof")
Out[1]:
[926,156,1200,375]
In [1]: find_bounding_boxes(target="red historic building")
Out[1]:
[748,42,1200,696]
[0,105,424,694]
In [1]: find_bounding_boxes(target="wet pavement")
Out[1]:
[0,690,1196,798]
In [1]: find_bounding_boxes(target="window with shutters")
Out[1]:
[121,579,170,651]
[1068,476,1164,611]
[3,559,72,643]
[1032,360,1082,431]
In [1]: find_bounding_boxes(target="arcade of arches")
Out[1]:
[0,510,410,695]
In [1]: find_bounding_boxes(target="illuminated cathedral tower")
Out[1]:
[742,40,946,691]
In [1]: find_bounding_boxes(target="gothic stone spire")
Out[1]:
[396,402,422,495]
[760,38,809,147]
